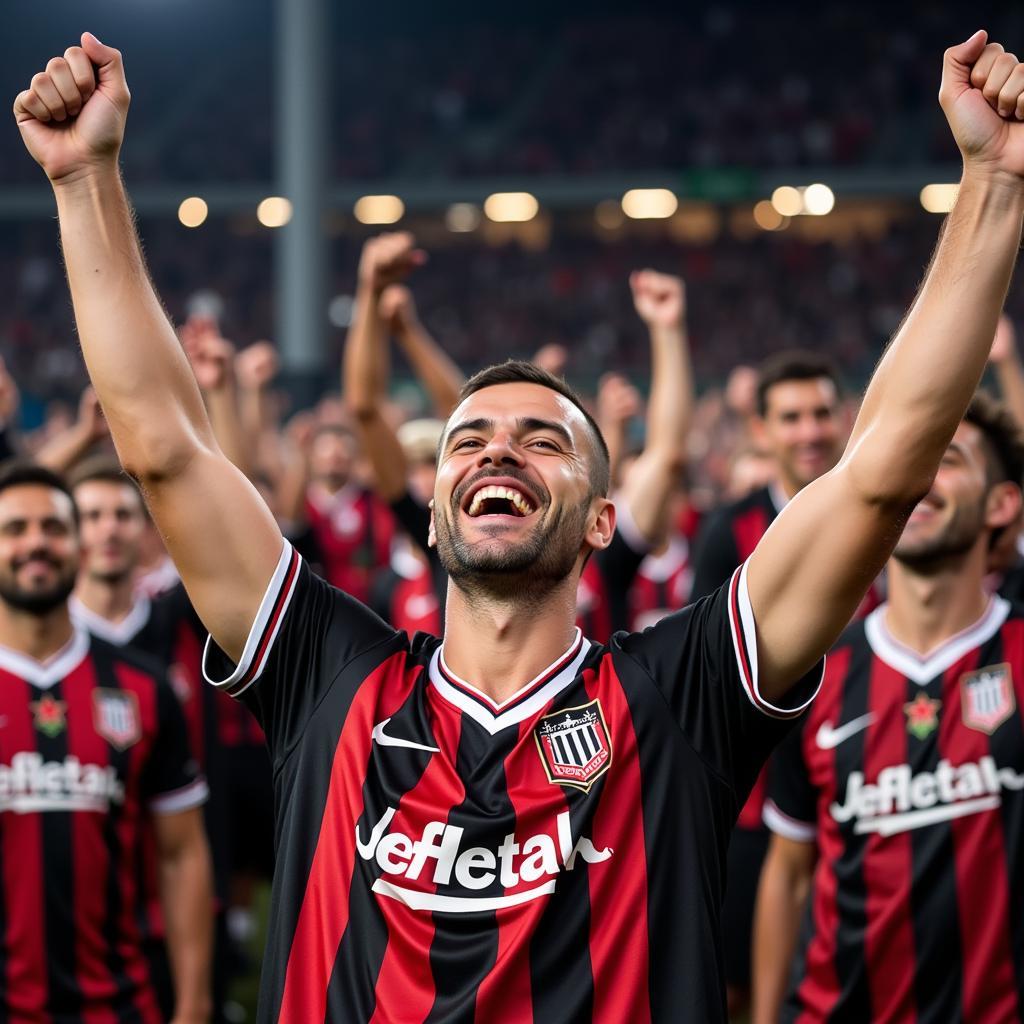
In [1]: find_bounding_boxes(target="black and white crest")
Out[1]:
[534,699,612,792]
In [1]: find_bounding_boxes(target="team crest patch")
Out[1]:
[93,690,142,751]
[534,699,612,792]
[904,691,941,740]
[961,663,1015,735]
[31,694,67,738]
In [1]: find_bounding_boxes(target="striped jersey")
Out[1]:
[766,598,1024,1023]
[0,628,207,1022]
[204,542,822,1023]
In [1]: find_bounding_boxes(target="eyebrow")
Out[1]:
[445,417,576,449]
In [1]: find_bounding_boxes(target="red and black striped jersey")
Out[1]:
[305,484,395,605]
[575,506,650,644]
[766,599,1024,1023]
[72,587,234,911]
[628,534,693,632]
[0,628,206,1022]
[203,542,822,1023]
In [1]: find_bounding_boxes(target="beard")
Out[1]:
[894,498,984,570]
[435,471,591,602]
[0,556,78,615]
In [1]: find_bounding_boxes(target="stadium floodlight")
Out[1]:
[257,197,293,228]
[770,186,803,218]
[803,183,835,216]
[446,203,481,232]
[752,200,787,231]
[920,183,959,214]
[354,195,405,225]
[484,192,540,223]
[621,188,678,220]
[177,197,208,229]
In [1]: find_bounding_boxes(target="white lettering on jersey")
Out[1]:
[0,753,125,813]
[830,756,1024,836]
[356,807,612,912]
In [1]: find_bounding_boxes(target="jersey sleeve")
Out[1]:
[144,676,210,815]
[689,507,741,602]
[763,720,818,843]
[615,560,823,807]
[201,540,403,761]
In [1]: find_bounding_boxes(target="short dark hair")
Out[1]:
[68,456,147,516]
[453,360,611,497]
[965,390,1024,487]
[756,350,842,417]
[0,461,79,526]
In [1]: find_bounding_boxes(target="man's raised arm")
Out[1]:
[748,31,1024,700]
[13,34,282,661]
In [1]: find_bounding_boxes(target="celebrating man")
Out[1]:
[14,28,1024,1023]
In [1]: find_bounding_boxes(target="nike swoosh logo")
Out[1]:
[372,718,440,753]
[816,713,875,750]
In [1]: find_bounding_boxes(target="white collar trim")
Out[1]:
[69,594,152,646]
[430,629,590,735]
[864,597,1010,685]
[0,626,91,690]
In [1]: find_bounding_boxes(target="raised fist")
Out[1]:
[357,233,427,294]
[597,373,641,427]
[630,270,686,330]
[235,341,279,391]
[940,32,1024,180]
[181,316,235,393]
[532,344,569,378]
[78,387,109,442]
[378,284,419,336]
[13,34,129,184]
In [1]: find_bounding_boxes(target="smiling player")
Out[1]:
[14,28,1024,1023]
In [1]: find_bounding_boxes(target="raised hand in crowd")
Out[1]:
[988,313,1024,427]
[36,385,109,472]
[595,372,641,488]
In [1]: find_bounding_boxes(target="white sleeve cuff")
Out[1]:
[202,541,300,698]
[149,777,209,815]
[726,560,824,719]
[763,798,817,842]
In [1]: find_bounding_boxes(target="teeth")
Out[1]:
[467,484,535,517]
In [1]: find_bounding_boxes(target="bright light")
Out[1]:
[803,183,835,216]
[484,192,539,222]
[621,188,678,220]
[446,203,481,232]
[920,183,959,214]
[177,197,208,228]
[257,197,293,228]
[354,195,405,225]
[752,200,787,231]
[770,186,803,218]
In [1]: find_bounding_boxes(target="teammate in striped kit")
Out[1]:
[17,28,1024,1022]
[0,463,212,1022]
[753,393,1024,1023]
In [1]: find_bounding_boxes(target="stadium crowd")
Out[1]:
[5,17,1024,1024]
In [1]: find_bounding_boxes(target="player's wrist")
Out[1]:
[49,156,121,191]
[959,161,1024,204]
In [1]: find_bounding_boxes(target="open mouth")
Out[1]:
[464,484,537,519]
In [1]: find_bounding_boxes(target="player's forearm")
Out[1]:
[159,839,213,1023]
[204,384,253,479]
[395,321,465,417]
[620,324,692,544]
[848,169,1024,504]
[343,280,386,417]
[52,170,214,480]
[644,323,692,463]
[993,351,1024,428]
[751,856,810,1024]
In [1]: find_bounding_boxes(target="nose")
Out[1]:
[476,432,526,469]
